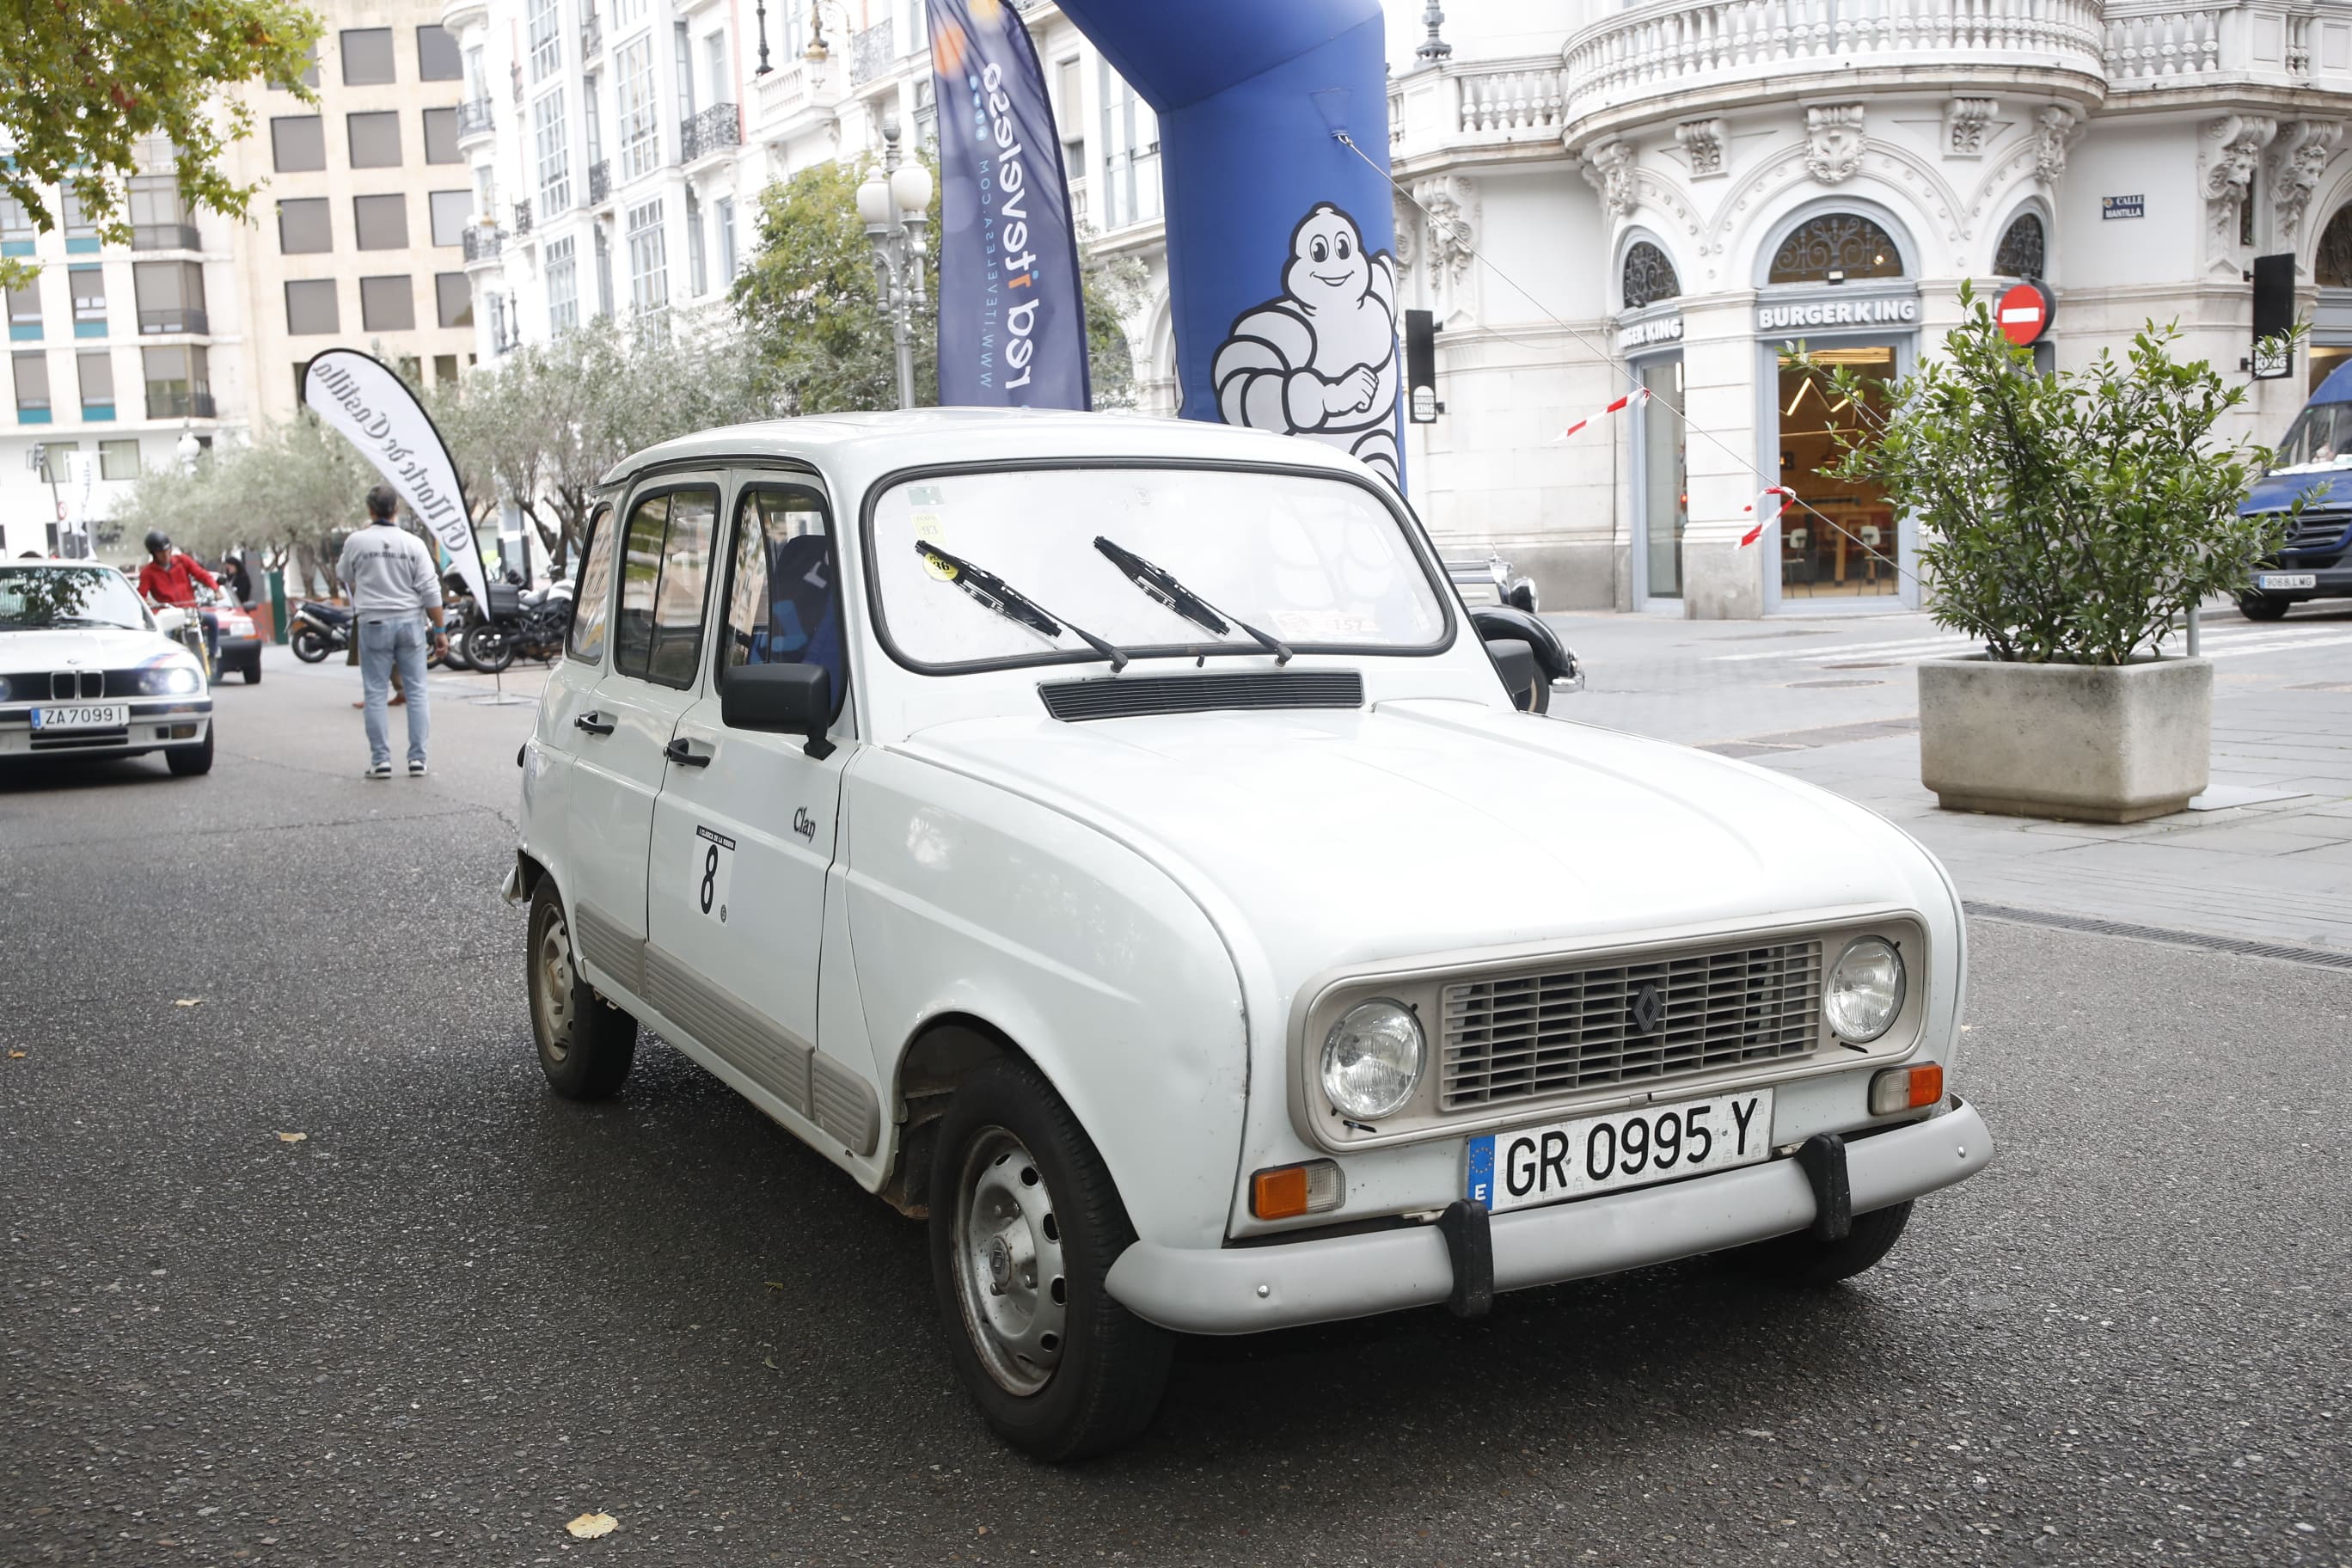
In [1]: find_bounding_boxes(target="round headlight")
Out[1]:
[1825,937,1907,1044]
[1320,1000,1425,1122]
[162,665,201,695]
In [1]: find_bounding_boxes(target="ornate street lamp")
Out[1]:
[857,116,933,411]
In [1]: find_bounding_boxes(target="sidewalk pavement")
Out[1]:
[1547,602,2352,956]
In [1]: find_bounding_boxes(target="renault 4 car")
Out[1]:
[506,409,1993,1459]
[0,560,214,775]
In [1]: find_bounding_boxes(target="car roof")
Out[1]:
[597,407,1372,492]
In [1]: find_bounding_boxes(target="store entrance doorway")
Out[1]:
[1773,344,1903,603]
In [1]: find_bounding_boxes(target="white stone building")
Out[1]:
[432,0,2352,616]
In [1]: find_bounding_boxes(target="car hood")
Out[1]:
[897,701,1948,977]
[0,624,183,675]
[2243,466,2350,514]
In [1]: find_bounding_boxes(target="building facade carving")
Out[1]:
[1944,98,1998,157]
[2269,119,2347,243]
[1675,118,1728,177]
[1580,138,1638,217]
[1804,105,1867,185]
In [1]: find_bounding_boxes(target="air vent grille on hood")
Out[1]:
[1038,670,1364,722]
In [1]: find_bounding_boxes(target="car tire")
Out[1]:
[527,881,636,1099]
[929,1057,1173,1461]
[465,622,517,675]
[2236,592,2291,622]
[165,725,214,777]
[1719,1200,1914,1287]
[242,657,262,684]
[291,628,332,663]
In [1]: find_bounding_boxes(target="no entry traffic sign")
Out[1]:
[1997,280,2056,346]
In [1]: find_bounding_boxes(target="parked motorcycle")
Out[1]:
[438,582,479,672]
[462,578,573,674]
[288,601,350,663]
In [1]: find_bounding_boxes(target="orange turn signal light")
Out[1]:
[1250,1160,1344,1220]
[1869,1062,1945,1116]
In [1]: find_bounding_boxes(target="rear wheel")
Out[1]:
[291,628,331,663]
[929,1057,1173,1461]
[465,622,517,674]
[1720,1201,1914,1286]
[2237,591,2291,622]
[242,655,262,684]
[527,881,635,1099]
[164,725,214,776]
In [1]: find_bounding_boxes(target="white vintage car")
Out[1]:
[0,560,214,774]
[508,410,1992,1459]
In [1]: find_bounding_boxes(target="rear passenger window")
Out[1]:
[566,502,616,663]
[612,485,719,688]
[719,486,845,719]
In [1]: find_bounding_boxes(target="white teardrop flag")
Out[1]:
[300,350,486,609]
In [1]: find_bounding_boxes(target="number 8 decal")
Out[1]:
[700,843,718,914]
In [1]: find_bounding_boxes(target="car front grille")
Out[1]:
[2282,511,2352,553]
[1440,940,1823,1110]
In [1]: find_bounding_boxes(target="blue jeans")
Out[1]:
[358,616,430,768]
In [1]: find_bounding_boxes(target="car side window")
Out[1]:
[566,502,616,663]
[718,486,847,720]
[612,484,719,689]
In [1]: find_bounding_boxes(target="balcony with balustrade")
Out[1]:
[130,223,202,253]
[1553,0,2109,146]
[681,102,742,166]
[512,197,533,236]
[588,159,612,206]
[456,97,496,145]
[463,225,505,266]
[2103,0,2352,98]
[580,11,603,60]
[850,20,896,88]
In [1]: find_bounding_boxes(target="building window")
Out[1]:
[285,279,340,335]
[38,440,77,481]
[1,193,35,251]
[68,266,105,333]
[535,91,572,211]
[627,198,667,322]
[673,23,695,119]
[424,107,462,165]
[342,28,396,85]
[279,197,333,254]
[433,352,459,383]
[6,279,40,340]
[359,274,416,332]
[132,261,207,334]
[100,438,141,481]
[530,0,563,80]
[594,224,614,320]
[716,195,736,283]
[78,350,115,417]
[616,36,659,181]
[354,193,410,250]
[127,171,194,249]
[546,236,578,333]
[614,0,645,24]
[1096,61,1161,231]
[2318,205,2352,287]
[272,43,322,91]
[1994,212,2045,279]
[429,190,472,248]
[435,272,473,328]
[15,351,55,420]
[418,24,462,81]
[142,345,210,418]
[686,193,707,297]
[1767,213,1905,284]
[348,111,403,168]
[271,115,327,173]
[1056,56,1084,181]
[1621,242,1680,310]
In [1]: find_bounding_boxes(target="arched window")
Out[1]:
[1994,212,2045,279]
[1622,241,1680,309]
[2318,205,2352,286]
[1767,213,1906,284]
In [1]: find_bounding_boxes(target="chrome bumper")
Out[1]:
[1106,1098,1993,1336]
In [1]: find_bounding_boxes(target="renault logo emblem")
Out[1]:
[1630,980,1665,1036]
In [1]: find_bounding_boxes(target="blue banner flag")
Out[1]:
[929,0,1089,409]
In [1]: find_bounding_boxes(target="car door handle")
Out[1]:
[664,737,712,768]
[574,711,615,736]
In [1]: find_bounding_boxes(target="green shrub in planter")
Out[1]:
[1800,282,2293,665]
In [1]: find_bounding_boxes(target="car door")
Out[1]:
[643,474,877,1154]
[559,477,723,999]
[526,499,616,890]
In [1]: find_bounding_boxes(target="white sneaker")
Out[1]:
[364,762,393,780]
[407,759,428,777]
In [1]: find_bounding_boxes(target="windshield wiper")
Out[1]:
[912,541,1129,672]
[1091,536,1293,665]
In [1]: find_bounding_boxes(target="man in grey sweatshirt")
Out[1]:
[336,485,450,778]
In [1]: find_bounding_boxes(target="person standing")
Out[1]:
[218,552,255,608]
[335,486,448,778]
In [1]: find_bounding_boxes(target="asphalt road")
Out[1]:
[3,649,2349,1567]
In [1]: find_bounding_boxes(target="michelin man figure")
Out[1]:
[1211,204,1401,486]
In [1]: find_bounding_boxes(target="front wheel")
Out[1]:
[929,1057,1173,1461]
[527,882,636,1099]
[164,725,214,776]
[242,657,262,685]
[465,622,517,674]
[291,628,331,663]
[2236,591,2291,622]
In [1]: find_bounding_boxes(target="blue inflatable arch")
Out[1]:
[1053,1,1403,487]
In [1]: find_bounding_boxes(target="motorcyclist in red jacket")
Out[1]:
[138,530,222,671]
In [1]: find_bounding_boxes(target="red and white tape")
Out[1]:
[1547,386,1651,444]
[1738,486,1796,548]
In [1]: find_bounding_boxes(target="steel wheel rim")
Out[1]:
[952,1126,1069,1398]
[535,909,576,1063]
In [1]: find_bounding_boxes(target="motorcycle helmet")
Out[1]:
[144,530,171,553]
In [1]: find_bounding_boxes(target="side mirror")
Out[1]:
[721,662,836,759]
[1470,605,1582,713]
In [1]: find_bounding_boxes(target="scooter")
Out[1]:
[288,601,351,663]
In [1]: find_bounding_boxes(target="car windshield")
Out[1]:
[868,467,1449,670]
[2273,401,2352,472]
[0,566,150,630]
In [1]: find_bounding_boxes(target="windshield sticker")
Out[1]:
[908,485,946,506]
[913,516,954,579]
[1270,609,1383,640]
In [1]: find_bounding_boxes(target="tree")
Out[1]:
[0,2,324,289]
[733,157,1143,411]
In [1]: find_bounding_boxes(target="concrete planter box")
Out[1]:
[1917,656,2212,824]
